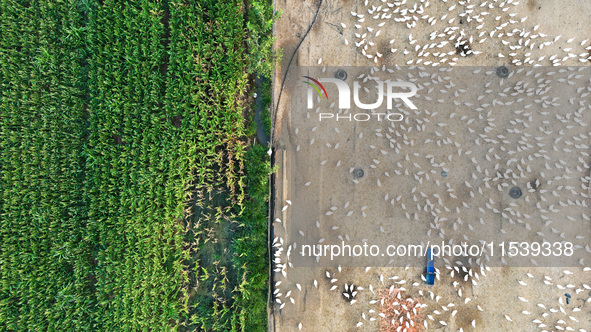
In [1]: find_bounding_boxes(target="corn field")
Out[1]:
[0,0,272,330]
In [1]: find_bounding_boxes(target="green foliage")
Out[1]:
[246,0,282,78]
[260,77,273,136]
[233,144,273,332]
[0,1,94,330]
[245,110,258,138]
[1,0,272,330]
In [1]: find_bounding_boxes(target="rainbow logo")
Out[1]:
[303,76,328,100]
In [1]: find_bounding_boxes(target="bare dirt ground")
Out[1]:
[270,0,591,331]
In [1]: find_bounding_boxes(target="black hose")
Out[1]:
[267,0,323,328]
[270,0,323,144]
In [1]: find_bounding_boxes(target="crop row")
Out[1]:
[1,0,274,330]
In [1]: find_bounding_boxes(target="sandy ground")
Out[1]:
[270,0,591,331]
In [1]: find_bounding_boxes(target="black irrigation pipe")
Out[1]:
[267,0,323,329]
[270,0,323,141]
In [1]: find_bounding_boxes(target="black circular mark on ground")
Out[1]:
[335,69,347,81]
[342,283,356,303]
[353,168,364,179]
[529,178,539,190]
[296,32,301,38]
[452,255,471,281]
[496,66,510,78]
[456,39,472,57]
[510,186,523,199]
